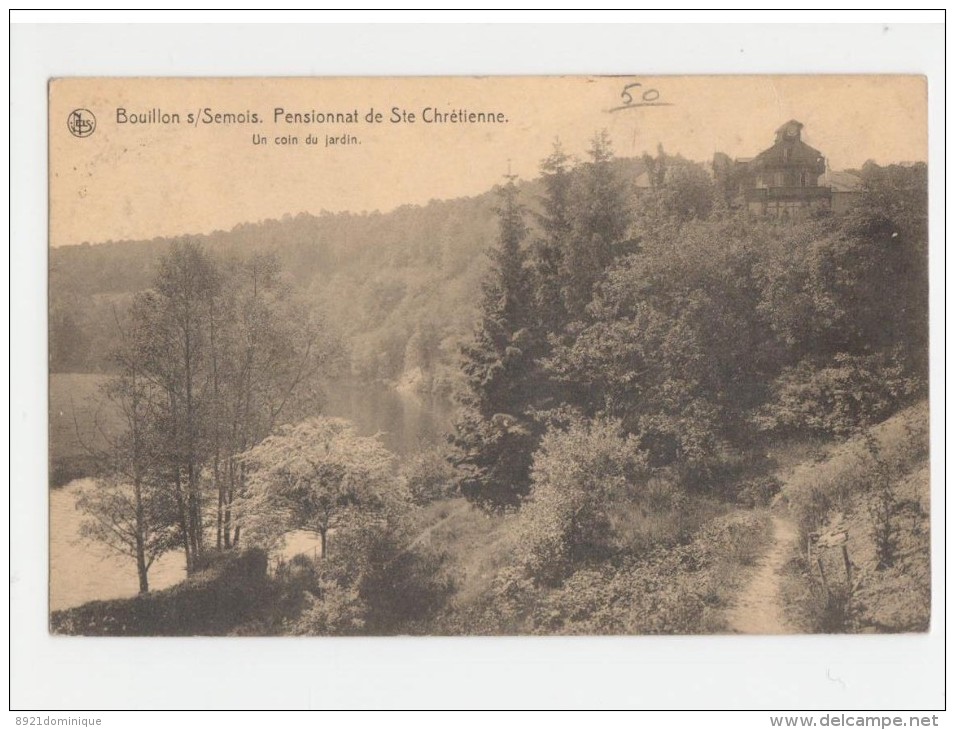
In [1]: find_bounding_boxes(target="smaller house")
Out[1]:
[819,168,865,214]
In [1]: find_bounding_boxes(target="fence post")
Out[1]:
[841,544,852,585]
[816,557,830,598]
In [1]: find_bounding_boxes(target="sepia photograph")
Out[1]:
[8,13,946,715]
[45,75,931,641]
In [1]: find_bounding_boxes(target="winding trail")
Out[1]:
[726,514,799,634]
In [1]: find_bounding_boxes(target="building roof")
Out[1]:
[775,120,804,138]
[821,169,863,193]
[751,138,824,171]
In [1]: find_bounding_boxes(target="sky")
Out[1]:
[49,75,927,246]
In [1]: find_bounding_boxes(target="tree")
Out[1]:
[531,140,574,336]
[74,309,177,593]
[313,515,457,635]
[116,243,333,571]
[240,417,400,557]
[563,131,631,318]
[545,218,777,480]
[128,241,220,571]
[403,444,457,505]
[452,174,540,507]
[211,253,331,550]
[75,477,177,594]
[810,164,928,375]
[639,145,715,225]
[750,165,928,438]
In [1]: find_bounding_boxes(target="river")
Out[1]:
[49,378,456,612]
[321,380,456,457]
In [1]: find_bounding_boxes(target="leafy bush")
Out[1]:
[757,352,921,438]
[533,564,711,635]
[464,566,542,635]
[356,530,458,634]
[520,418,648,585]
[403,445,458,505]
[527,512,768,635]
[293,578,367,636]
[298,521,455,635]
[735,475,783,508]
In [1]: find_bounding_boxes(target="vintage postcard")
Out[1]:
[48,75,929,637]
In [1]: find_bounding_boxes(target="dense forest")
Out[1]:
[50,134,930,636]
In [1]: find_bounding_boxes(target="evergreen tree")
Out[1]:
[563,131,632,319]
[532,141,573,336]
[452,175,538,507]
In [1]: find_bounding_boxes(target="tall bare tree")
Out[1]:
[214,253,330,549]
[74,307,177,592]
[79,241,336,576]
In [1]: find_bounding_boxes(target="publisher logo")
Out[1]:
[67,109,96,138]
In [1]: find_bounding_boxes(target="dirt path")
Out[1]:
[726,514,799,634]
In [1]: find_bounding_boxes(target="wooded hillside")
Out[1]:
[50,158,646,394]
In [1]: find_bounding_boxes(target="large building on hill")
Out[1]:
[713,120,862,217]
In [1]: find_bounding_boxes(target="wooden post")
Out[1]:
[841,545,852,585]
[816,557,830,598]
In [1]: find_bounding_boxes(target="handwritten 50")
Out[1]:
[609,82,674,113]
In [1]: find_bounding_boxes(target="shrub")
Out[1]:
[464,566,540,635]
[862,434,900,570]
[403,445,458,505]
[789,555,855,634]
[293,578,366,636]
[322,520,458,635]
[735,475,783,508]
[520,418,648,585]
[757,352,921,438]
[529,540,723,635]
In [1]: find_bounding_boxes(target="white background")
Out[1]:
[7,11,947,716]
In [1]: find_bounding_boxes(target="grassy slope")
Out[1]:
[406,403,930,636]
[50,549,269,636]
[408,495,772,635]
[777,401,930,633]
[404,497,522,608]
